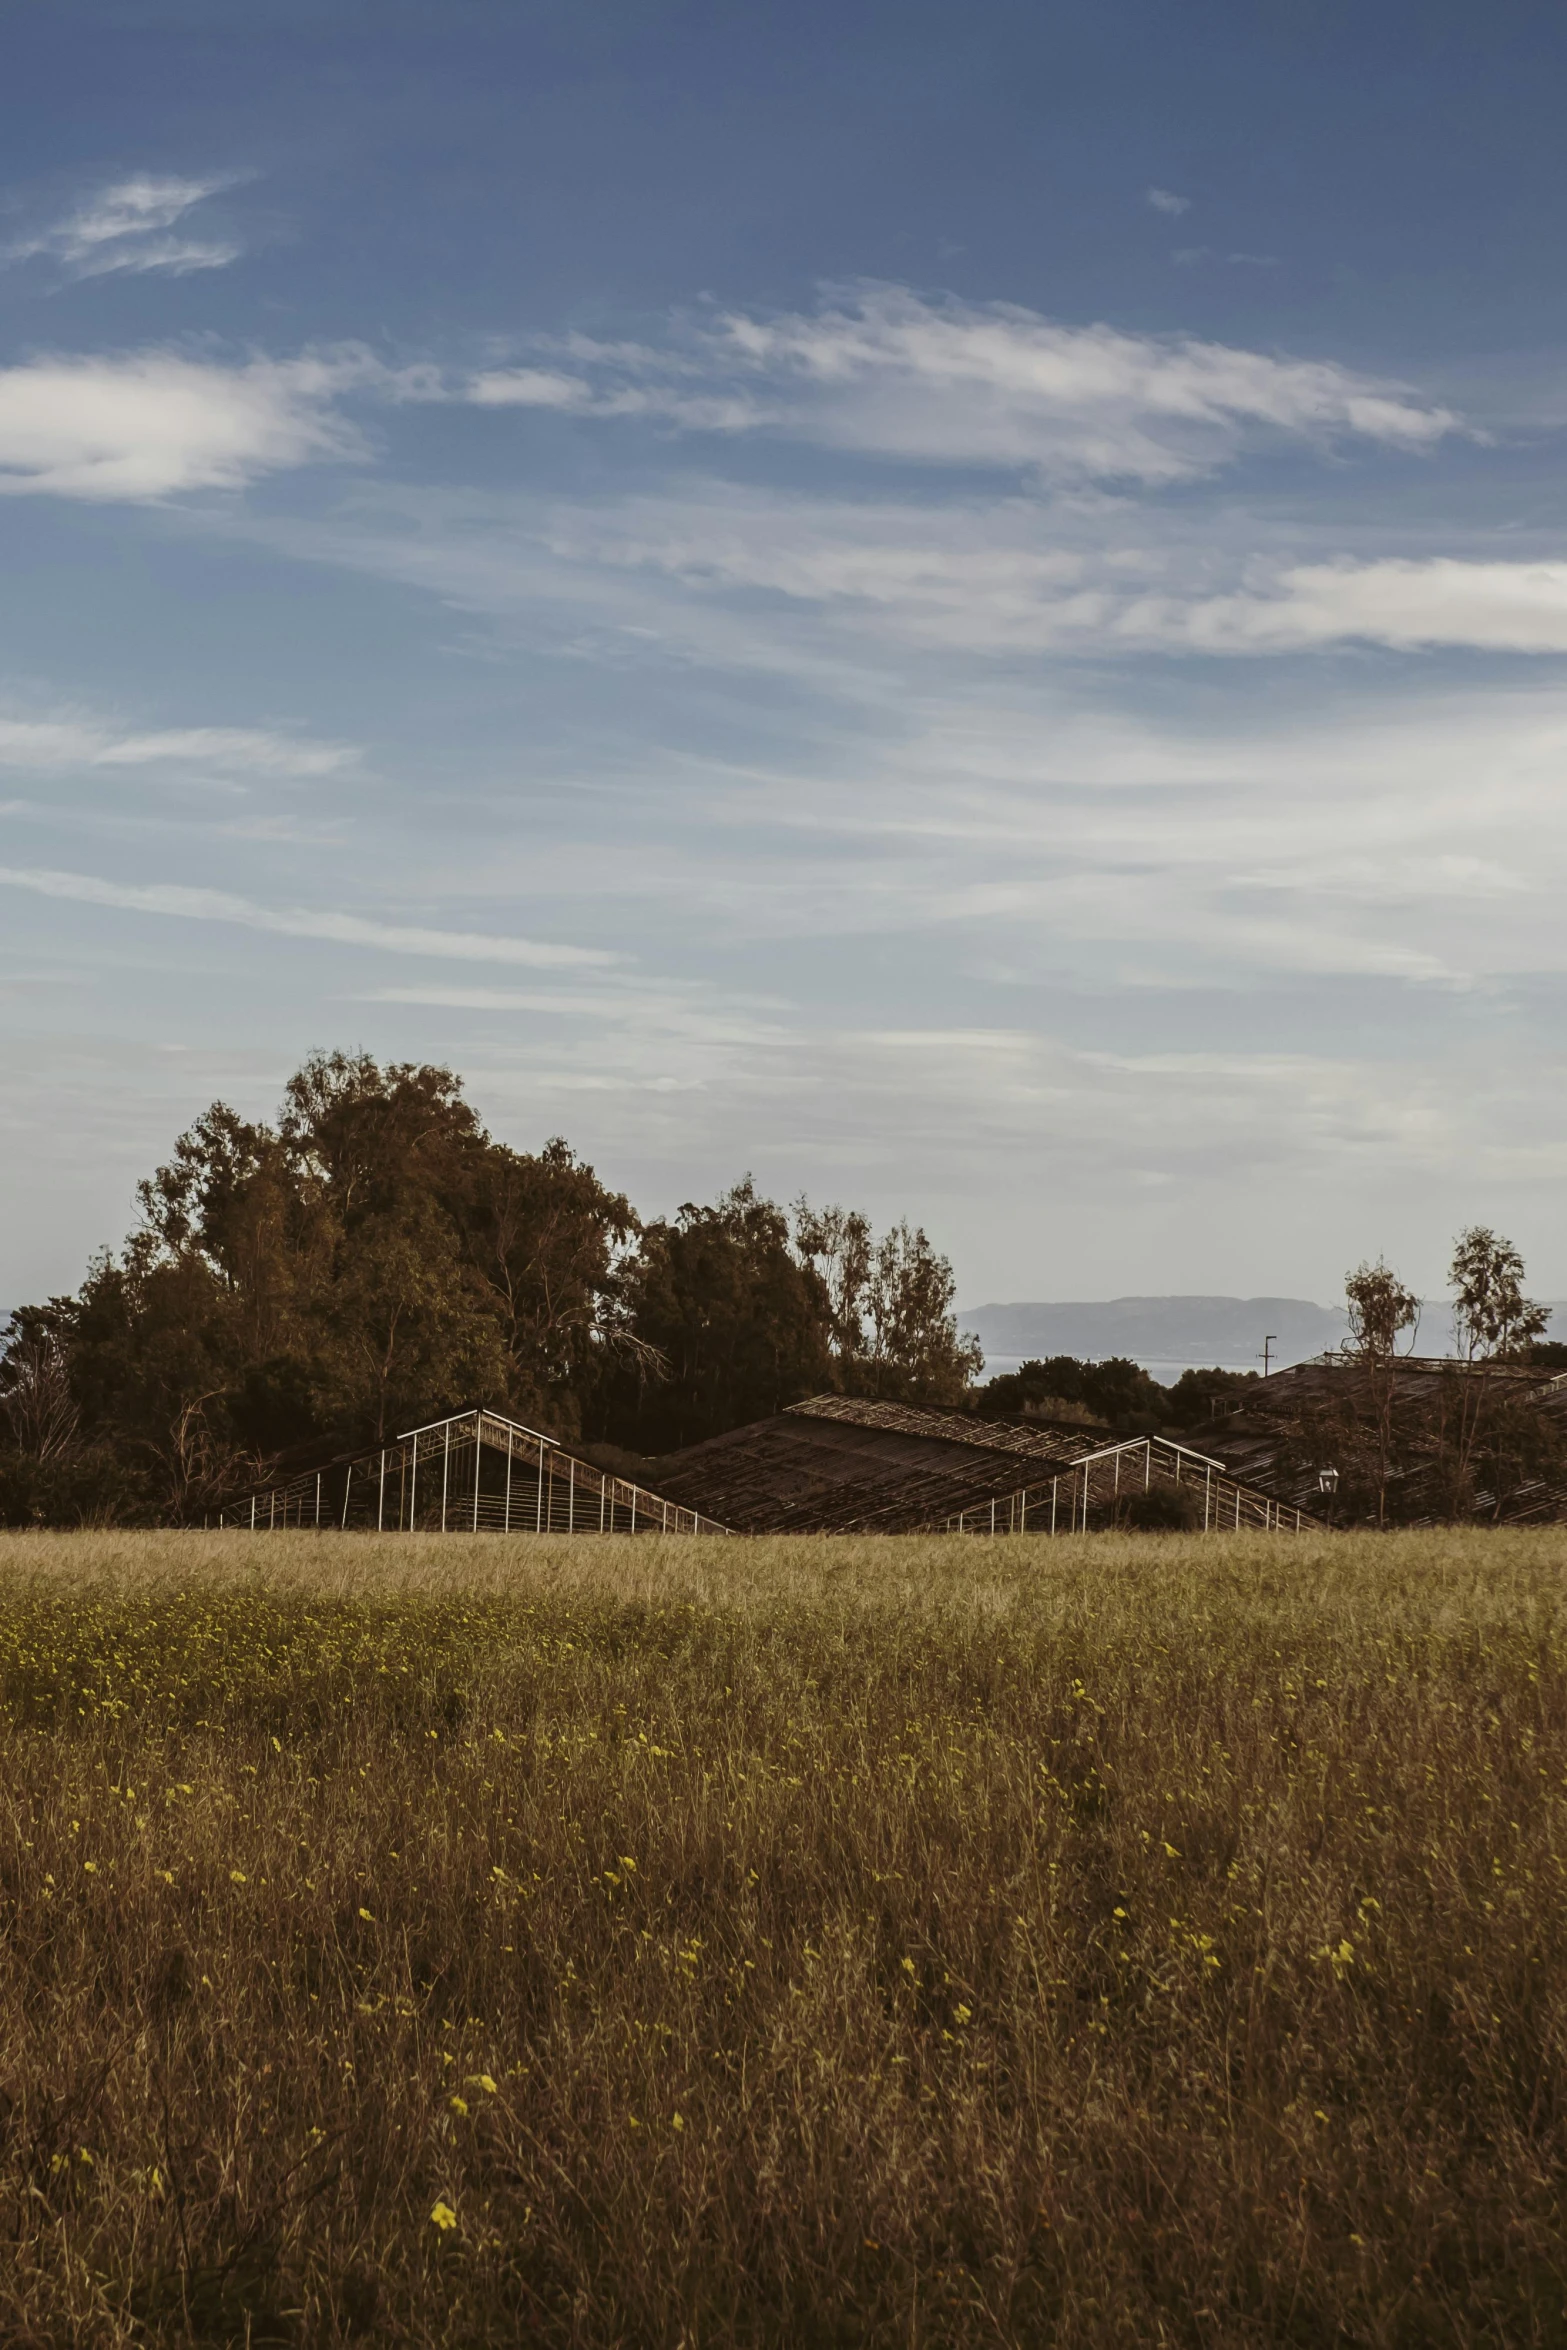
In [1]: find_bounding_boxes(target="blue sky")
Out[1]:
[4,0,1567,1313]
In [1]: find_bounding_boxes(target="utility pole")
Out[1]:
[1260,1333,1278,1378]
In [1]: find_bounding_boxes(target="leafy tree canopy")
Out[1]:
[1,1059,983,1520]
[977,1355,1167,1433]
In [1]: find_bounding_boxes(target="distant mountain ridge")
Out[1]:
[957,1294,1567,1376]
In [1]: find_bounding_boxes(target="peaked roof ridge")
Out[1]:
[787,1393,1099,1461]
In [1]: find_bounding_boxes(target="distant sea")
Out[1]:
[959,1295,1567,1386]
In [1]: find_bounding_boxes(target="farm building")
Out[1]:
[1181,1354,1567,1524]
[649,1395,1312,1533]
[221,1394,1314,1537]
[219,1408,727,1535]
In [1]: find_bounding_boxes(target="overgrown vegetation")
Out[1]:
[2,1528,1565,2345]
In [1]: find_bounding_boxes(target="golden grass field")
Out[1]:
[2,1526,1565,2347]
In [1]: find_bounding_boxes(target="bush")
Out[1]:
[1117,1481,1204,1529]
[0,1445,142,1527]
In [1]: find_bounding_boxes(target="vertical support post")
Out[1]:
[315,1471,322,1527]
[378,1448,386,1532]
[1051,1478,1058,1534]
[990,1497,996,1535]
[504,1429,513,1533]
[473,1411,482,1533]
[537,1438,545,1532]
[250,1495,256,1531]
[1235,1486,1241,1529]
[342,1464,353,1529]
[441,1422,451,1532]
[410,1437,419,1531]
[1145,1443,1151,1492]
[1204,1466,1212,1530]
[567,1455,575,1533]
[600,1475,606,1532]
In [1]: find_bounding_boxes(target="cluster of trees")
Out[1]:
[1300,1231,1565,1524]
[0,1053,982,1524]
[975,1355,1262,1432]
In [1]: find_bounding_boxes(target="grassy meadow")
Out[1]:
[1,1526,1565,2347]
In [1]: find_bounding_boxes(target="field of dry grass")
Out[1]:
[2,1525,1565,2347]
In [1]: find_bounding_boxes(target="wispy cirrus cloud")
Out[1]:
[6,174,245,279]
[288,474,1567,670]
[0,866,614,968]
[0,715,354,776]
[1146,187,1191,216]
[468,285,1459,482]
[0,288,1461,511]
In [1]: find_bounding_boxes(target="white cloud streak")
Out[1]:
[7,174,243,279]
[336,475,1567,668]
[1146,187,1191,216]
[469,285,1460,483]
[0,288,1460,515]
[0,717,354,776]
[1170,559,1567,653]
[0,866,615,968]
[0,348,380,500]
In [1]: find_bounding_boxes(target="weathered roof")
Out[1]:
[652,1394,1302,1535]
[649,1396,1091,1533]
[1187,1355,1567,1522]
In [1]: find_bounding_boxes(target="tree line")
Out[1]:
[0,1052,982,1523]
[4,1051,1560,1528]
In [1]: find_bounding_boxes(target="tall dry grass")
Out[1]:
[1,1527,1565,2346]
